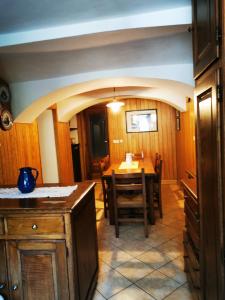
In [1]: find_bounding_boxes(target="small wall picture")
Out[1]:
[176,110,180,130]
[126,109,158,133]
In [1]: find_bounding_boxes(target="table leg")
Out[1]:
[107,180,115,225]
[148,176,155,225]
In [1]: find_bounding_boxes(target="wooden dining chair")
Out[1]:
[112,168,148,238]
[101,176,109,218]
[153,159,163,218]
[154,153,161,171]
[100,155,110,218]
[133,151,144,160]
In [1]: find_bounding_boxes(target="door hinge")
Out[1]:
[217,85,223,102]
[216,26,222,45]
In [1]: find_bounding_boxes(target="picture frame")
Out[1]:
[175,110,181,131]
[125,109,158,133]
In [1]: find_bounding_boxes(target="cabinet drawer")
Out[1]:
[7,216,64,235]
[184,239,199,271]
[184,256,200,288]
[186,272,201,300]
[184,192,199,217]
[185,217,200,250]
[185,202,200,234]
[0,217,4,234]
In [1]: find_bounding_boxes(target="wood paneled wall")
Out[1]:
[77,111,88,181]
[0,122,43,185]
[53,114,74,185]
[107,99,177,180]
[176,98,196,181]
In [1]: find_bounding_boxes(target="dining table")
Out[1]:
[102,157,156,225]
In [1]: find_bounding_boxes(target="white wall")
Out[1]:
[37,110,59,183]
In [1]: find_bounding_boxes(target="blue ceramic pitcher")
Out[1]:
[17,167,39,193]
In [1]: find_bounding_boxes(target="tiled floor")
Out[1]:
[94,182,194,300]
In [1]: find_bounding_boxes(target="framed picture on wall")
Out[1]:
[175,110,181,130]
[125,109,158,133]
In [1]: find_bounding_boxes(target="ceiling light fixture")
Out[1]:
[106,88,124,112]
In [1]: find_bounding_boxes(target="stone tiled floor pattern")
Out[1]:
[94,182,194,300]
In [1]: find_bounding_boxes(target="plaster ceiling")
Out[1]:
[0,0,193,120]
[0,0,190,34]
[0,30,192,82]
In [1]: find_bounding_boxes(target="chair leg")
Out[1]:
[103,198,107,218]
[158,188,163,218]
[114,203,119,238]
[115,220,119,238]
[144,207,148,238]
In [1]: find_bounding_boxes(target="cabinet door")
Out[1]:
[193,0,220,78]
[196,69,223,299]
[7,240,69,300]
[0,241,9,299]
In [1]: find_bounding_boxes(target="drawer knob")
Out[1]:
[0,283,5,289]
[32,224,38,230]
[12,284,18,291]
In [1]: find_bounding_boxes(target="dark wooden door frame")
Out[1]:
[195,66,224,299]
[84,105,109,179]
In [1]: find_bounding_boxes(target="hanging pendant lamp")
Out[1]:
[106,88,124,112]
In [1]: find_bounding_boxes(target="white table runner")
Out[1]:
[0,185,78,199]
[119,161,139,170]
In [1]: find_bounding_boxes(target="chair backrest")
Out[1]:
[101,176,108,198]
[154,153,161,171]
[112,168,146,198]
[133,151,144,160]
[155,159,163,181]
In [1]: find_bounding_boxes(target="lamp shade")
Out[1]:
[106,100,124,112]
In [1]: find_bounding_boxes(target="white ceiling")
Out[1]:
[0,0,190,34]
[0,0,193,120]
[0,0,192,83]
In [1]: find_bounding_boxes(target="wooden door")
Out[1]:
[85,105,109,178]
[196,68,224,299]
[0,241,9,299]
[7,240,69,300]
[89,110,109,159]
[192,0,220,78]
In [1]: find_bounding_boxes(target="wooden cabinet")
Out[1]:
[0,241,9,299]
[192,0,220,78]
[182,181,200,300]
[6,240,69,300]
[195,67,224,300]
[0,182,98,300]
[191,0,225,299]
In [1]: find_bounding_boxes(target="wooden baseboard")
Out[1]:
[162,180,177,185]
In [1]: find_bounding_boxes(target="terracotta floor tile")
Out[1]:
[109,284,155,300]
[156,239,184,259]
[137,248,173,269]
[116,238,153,257]
[97,269,132,298]
[93,290,106,300]
[164,284,194,300]
[136,270,181,300]
[115,258,154,282]
[94,183,193,299]
[158,256,187,284]
[99,245,133,268]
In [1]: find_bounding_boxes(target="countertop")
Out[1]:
[0,181,95,213]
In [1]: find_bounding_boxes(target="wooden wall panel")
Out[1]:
[107,98,177,180]
[176,99,196,181]
[0,122,43,186]
[54,119,74,185]
[77,111,88,181]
